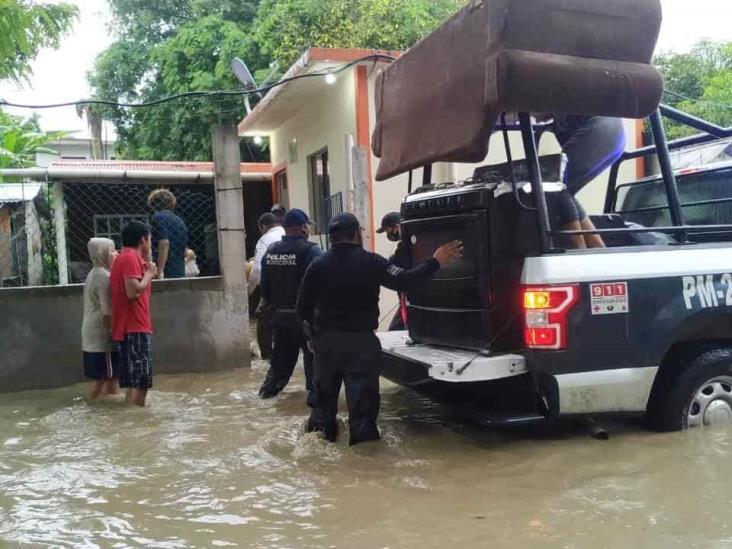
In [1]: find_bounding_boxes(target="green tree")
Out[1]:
[0,111,66,171]
[253,0,463,68]
[89,0,264,161]
[90,0,463,161]
[0,0,77,82]
[655,41,732,139]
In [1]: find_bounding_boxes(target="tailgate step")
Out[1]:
[378,331,527,383]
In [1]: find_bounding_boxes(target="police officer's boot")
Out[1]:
[258,370,286,399]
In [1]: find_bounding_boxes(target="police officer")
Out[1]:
[296,212,462,445]
[259,209,323,399]
[376,211,410,331]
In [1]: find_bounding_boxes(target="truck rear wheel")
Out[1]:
[648,347,732,432]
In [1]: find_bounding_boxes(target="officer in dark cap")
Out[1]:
[258,208,323,399]
[296,212,462,445]
[376,211,410,331]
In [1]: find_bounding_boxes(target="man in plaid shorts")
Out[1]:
[110,221,157,406]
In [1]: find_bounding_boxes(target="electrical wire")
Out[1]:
[0,54,397,111]
[664,89,732,111]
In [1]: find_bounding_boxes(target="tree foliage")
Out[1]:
[253,0,462,68]
[0,0,77,83]
[89,0,463,161]
[655,41,732,139]
[0,111,67,172]
[90,0,263,161]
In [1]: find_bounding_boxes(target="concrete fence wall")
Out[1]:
[0,277,249,394]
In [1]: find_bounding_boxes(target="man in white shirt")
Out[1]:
[249,213,285,296]
[250,212,285,361]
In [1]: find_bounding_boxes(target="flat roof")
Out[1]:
[238,47,400,135]
[0,182,42,204]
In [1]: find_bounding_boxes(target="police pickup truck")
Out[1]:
[370,0,732,431]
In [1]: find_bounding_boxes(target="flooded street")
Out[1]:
[1,361,732,548]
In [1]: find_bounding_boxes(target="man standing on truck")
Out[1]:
[297,212,463,445]
[377,211,410,331]
[543,115,627,248]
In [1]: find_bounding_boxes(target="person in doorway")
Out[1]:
[376,211,410,331]
[81,237,119,400]
[258,209,323,399]
[271,203,287,225]
[110,221,157,407]
[297,212,463,446]
[250,212,286,360]
[148,189,188,279]
[545,115,627,249]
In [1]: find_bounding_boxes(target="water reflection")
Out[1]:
[0,362,731,547]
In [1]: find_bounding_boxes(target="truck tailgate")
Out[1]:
[377,331,527,384]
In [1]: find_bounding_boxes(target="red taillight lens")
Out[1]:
[525,327,557,347]
[399,294,408,327]
[522,285,579,350]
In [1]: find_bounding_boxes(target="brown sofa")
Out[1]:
[372,0,664,181]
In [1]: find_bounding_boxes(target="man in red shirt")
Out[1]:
[110,221,157,406]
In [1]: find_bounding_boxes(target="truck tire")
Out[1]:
[648,347,732,432]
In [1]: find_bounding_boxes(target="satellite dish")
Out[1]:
[231,58,257,90]
[231,57,261,114]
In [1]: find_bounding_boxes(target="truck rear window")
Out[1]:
[617,166,732,228]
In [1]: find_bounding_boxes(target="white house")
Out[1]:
[35,137,117,168]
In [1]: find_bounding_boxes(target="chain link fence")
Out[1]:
[0,179,221,287]
[58,181,220,284]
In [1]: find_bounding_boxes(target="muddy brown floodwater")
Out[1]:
[1,359,732,548]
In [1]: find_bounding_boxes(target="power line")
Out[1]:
[0,54,397,111]
[664,89,732,111]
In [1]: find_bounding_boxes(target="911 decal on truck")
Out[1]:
[682,275,732,310]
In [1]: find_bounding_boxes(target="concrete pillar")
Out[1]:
[51,182,69,285]
[24,199,43,286]
[212,125,250,368]
[351,146,373,251]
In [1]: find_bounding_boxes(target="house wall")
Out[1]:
[268,69,358,240]
[0,277,249,394]
[36,140,118,168]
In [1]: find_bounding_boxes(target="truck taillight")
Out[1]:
[522,285,579,350]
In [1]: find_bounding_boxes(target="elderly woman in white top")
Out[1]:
[81,238,119,400]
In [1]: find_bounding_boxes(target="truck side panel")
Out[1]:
[523,245,732,414]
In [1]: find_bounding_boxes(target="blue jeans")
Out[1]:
[553,115,627,223]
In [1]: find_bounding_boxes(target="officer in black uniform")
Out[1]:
[297,212,462,445]
[259,209,323,399]
[376,211,410,331]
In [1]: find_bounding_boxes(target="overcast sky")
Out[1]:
[0,0,729,140]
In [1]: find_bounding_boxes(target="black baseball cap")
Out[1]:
[283,208,312,227]
[376,211,401,233]
[328,212,361,236]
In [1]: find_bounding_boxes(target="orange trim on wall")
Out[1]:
[309,47,402,64]
[355,65,376,251]
[635,119,645,179]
